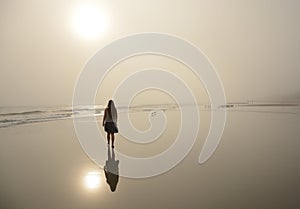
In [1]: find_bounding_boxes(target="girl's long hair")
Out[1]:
[107,100,117,122]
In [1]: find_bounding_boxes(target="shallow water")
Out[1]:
[0,104,299,209]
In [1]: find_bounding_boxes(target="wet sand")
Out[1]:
[0,109,299,209]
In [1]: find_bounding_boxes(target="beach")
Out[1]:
[0,106,299,209]
[1,1,300,208]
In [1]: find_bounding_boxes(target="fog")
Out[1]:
[0,0,299,106]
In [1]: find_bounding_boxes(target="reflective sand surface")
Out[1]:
[0,107,299,209]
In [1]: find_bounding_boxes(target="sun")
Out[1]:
[72,4,110,40]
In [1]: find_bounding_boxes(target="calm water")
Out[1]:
[0,103,299,209]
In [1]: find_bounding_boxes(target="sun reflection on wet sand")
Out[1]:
[84,172,102,189]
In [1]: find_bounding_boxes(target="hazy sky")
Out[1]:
[0,0,299,106]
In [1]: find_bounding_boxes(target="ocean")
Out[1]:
[0,102,299,128]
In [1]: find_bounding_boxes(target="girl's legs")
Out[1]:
[106,132,110,144]
[111,133,115,148]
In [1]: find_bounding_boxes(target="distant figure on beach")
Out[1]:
[104,146,119,192]
[102,100,118,148]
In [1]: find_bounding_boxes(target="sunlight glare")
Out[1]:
[72,4,109,40]
[84,172,101,189]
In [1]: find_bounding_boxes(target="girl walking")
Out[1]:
[102,100,118,148]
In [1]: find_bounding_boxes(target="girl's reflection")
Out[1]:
[104,146,119,192]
